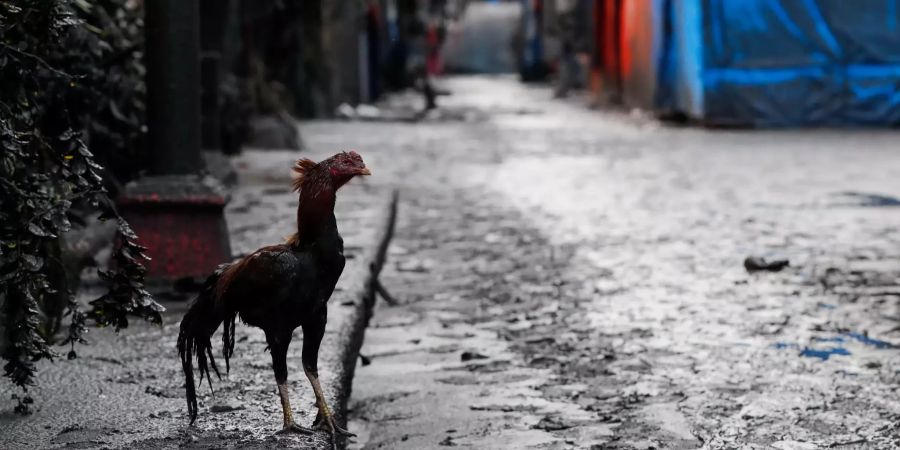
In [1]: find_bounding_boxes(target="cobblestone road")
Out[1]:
[303,76,900,449]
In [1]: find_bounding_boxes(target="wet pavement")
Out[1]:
[301,76,900,449]
[2,75,899,450]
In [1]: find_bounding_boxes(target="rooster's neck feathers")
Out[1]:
[289,159,337,247]
[290,158,318,192]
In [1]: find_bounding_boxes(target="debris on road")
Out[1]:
[459,352,488,362]
[744,256,790,272]
[532,415,574,432]
[209,402,245,413]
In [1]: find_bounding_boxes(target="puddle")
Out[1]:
[800,347,851,361]
[828,191,900,207]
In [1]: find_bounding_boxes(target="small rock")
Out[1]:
[532,415,574,431]
[210,402,245,413]
[336,103,356,119]
[356,104,381,119]
[59,424,81,435]
[92,356,124,365]
[744,256,789,272]
[460,351,488,362]
[397,258,434,273]
[145,385,167,397]
[149,410,172,419]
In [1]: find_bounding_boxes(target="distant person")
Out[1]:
[423,19,442,110]
[413,17,444,111]
[553,0,587,97]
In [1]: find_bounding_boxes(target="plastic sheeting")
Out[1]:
[620,0,665,109]
[664,0,900,126]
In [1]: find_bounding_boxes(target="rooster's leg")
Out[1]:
[302,319,355,438]
[269,334,313,435]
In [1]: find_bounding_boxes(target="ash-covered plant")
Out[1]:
[66,0,148,185]
[0,0,161,414]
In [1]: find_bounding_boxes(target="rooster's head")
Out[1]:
[291,151,371,193]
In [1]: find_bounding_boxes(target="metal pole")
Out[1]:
[200,0,228,152]
[145,0,203,174]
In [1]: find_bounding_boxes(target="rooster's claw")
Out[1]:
[277,422,314,435]
[313,412,356,437]
[330,423,356,438]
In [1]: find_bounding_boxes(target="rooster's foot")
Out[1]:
[277,422,314,435]
[313,410,355,437]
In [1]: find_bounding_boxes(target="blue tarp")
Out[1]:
[662,0,900,126]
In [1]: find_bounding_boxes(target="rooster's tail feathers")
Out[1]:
[177,263,232,424]
[222,310,237,373]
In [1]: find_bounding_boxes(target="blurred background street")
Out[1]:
[3,1,900,449]
[336,76,900,449]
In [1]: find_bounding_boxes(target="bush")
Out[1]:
[0,0,161,414]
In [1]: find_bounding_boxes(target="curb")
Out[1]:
[313,189,398,449]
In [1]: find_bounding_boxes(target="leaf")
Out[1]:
[71,157,86,175]
[0,270,20,283]
[1,157,14,175]
[109,99,128,122]
[116,221,138,240]
[51,212,71,232]
[1,0,160,411]
[58,128,76,142]
[21,255,43,271]
[27,222,55,238]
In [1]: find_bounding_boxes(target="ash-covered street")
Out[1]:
[315,76,900,449]
[1,75,898,450]
[6,2,900,450]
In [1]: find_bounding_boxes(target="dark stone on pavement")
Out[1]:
[532,415,574,431]
[744,256,790,272]
[209,402,245,413]
[459,351,488,362]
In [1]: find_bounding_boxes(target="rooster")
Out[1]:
[177,151,370,441]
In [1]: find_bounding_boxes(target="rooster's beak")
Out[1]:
[357,167,372,176]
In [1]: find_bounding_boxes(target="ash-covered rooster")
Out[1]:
[177,151,370,440]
